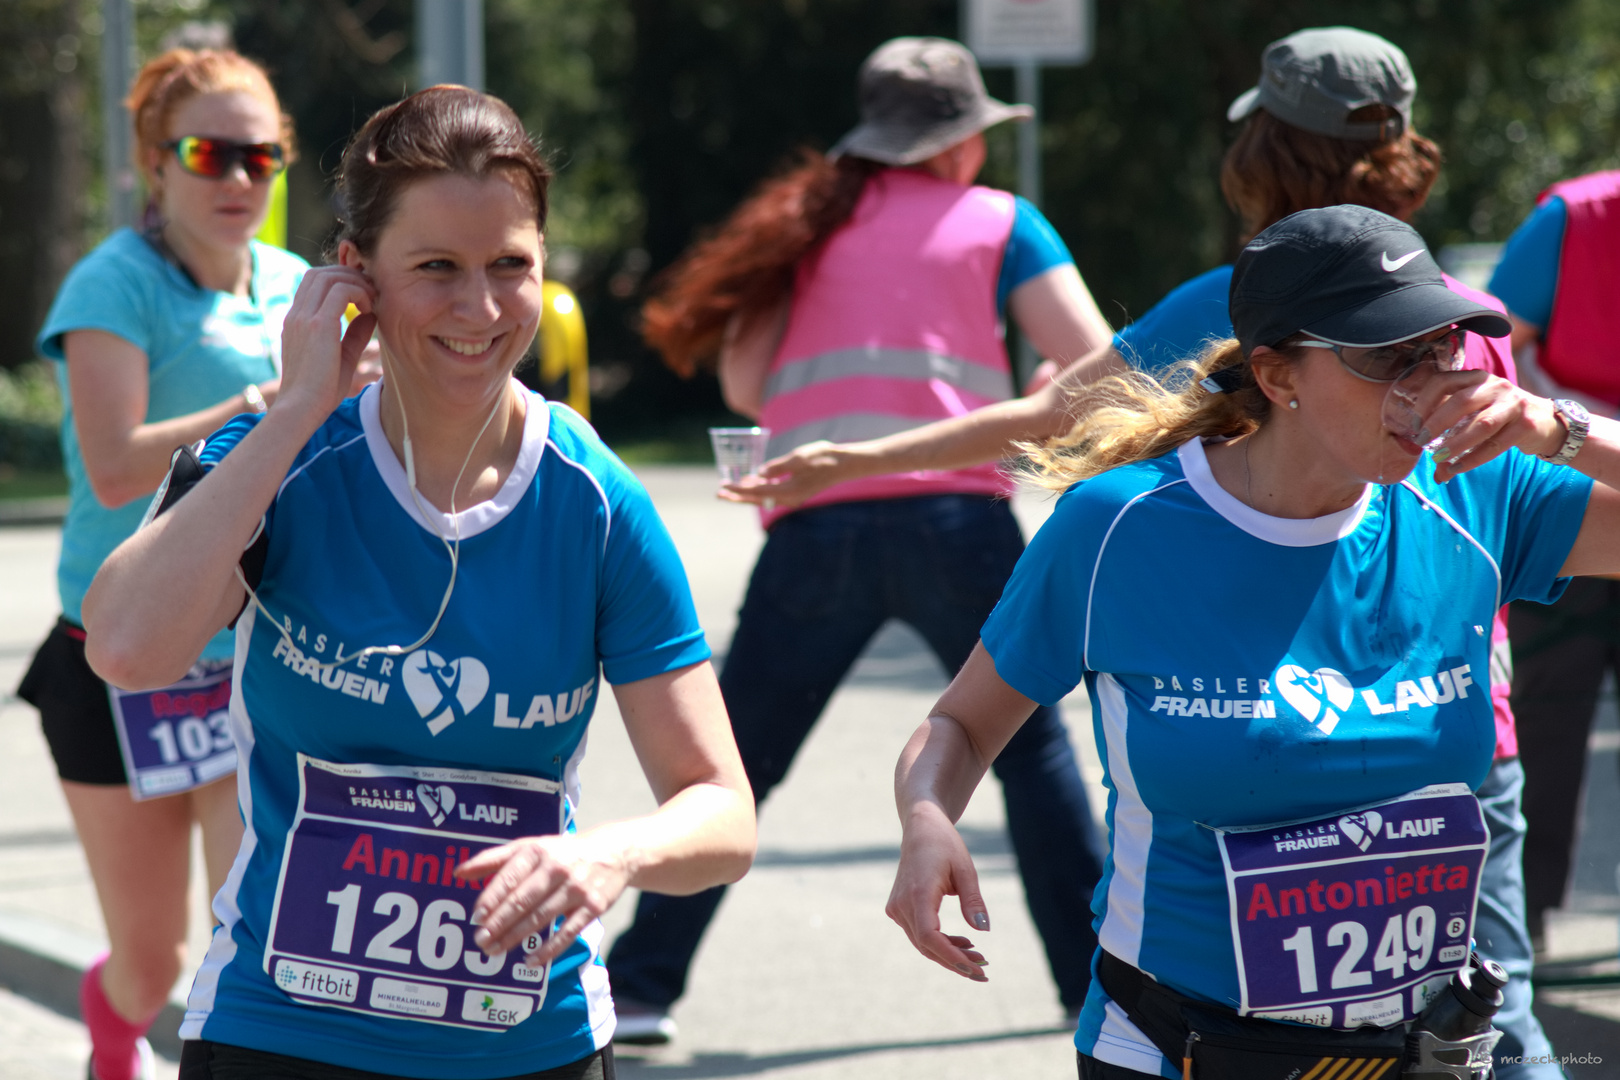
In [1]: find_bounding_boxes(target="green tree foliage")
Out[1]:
[1036,0,1620,325]
[0,0,88,371]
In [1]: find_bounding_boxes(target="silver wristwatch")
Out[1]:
[1541,399,1590,466]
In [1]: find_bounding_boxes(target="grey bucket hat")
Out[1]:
[1227,27,1416,141]
[831,37,1033,166]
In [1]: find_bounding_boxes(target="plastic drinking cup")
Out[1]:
[709,427,771,485]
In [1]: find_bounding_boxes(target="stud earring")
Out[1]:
[1288,400,1299,410]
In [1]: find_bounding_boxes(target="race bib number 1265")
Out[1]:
[264,755,564,1031]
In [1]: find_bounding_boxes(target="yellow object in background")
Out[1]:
[255,171,289,249]
[539,280,589,418]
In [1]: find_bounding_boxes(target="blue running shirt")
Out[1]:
[181,384,709,1076]
[1487,197,1568,329]
[980,442,1590,1076]
[1112,265,1235,373]
[37,229,307,656]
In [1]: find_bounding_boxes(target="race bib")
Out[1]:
[264,755,564,1031]
[108,662,237,799]
[1216,783,1488,1029]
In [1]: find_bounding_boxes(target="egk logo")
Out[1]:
[403,651,490,736]
[1273,665,1354,736]
[1338,811,1383,852]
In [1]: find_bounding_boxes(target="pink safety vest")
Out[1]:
[1538,170,1620,405]
[1444,272,1522,761]
[757,168,1019,528]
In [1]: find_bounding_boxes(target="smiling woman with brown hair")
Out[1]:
[78,85,754,1080]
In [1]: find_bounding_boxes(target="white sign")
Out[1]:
[965,0,1091,65]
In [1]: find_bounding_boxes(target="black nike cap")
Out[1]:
[1228,204,1510,354]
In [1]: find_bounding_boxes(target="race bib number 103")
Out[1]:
[264,755,563,1031]
[108,662,237,800]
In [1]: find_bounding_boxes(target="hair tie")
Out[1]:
[1199,365,1247,395]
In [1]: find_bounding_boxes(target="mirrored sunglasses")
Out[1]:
[1296,329,1465,383]
[164,136,286,181]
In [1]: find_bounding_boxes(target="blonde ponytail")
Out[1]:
[1022,339,1275,490]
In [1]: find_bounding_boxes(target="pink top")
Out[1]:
[1539,170,1620,406]
[1444,273,1521,760]
[758,169,1019,528]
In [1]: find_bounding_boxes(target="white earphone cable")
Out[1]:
[235,373,508,673]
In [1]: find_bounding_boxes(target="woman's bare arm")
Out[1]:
[65,329,281,508]
[460,660,756,964]
[717,298,790,420]
[886,643,1039,982]
[722,343,1128,508]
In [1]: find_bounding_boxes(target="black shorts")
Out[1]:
[17,616,129,785]
[179,1040,615,1080]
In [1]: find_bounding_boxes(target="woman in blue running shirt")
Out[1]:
[887,205,1620,1079]
[80,87,755,1080]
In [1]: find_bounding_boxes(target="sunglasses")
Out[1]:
[1296,329,1465,383]
[163,136,286,181]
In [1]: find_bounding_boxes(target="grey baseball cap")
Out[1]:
[1227,27,1416,141]
[831,37,1032,166]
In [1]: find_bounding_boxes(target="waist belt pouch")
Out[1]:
[1099,952,1404,1080]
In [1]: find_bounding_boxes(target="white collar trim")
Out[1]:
[1177,438,1369,547]
[360,379,549,540]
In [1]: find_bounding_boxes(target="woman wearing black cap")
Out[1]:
[884,204,1620,1079]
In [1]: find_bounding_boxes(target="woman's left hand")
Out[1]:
[886,802,991,983]
[1403,371,1564,482]
[458,832,631,965]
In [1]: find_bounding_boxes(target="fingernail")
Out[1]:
[955,963,972,974]
[971,958,989,966]
[1432,446,1452,462]
[972,912,990,931]
[474,929,492,949]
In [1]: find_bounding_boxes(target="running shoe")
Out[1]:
[612,998,677,1045]
[85,1036,155,1080]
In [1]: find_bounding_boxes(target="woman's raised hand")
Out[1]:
[1401,370,1565,482]
[276,266,378,423]
[885,801,991,984]
[458,833,632,966]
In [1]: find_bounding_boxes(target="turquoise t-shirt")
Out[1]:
[36,228,308,658]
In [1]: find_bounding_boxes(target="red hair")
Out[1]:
[126,49,296,189]
[642,151,883,376]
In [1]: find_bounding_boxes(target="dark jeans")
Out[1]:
[607,495,1104,1011]
[1509,577,1620,931]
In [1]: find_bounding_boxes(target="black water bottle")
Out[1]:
[1403,953,1509,1079]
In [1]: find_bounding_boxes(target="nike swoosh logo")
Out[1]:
[1382,250,1422,272]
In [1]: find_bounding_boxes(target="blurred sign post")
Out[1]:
[964,0,1093,209]
[102,0,137,230]
[417,0,485,90]
[965,0,1092,382]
